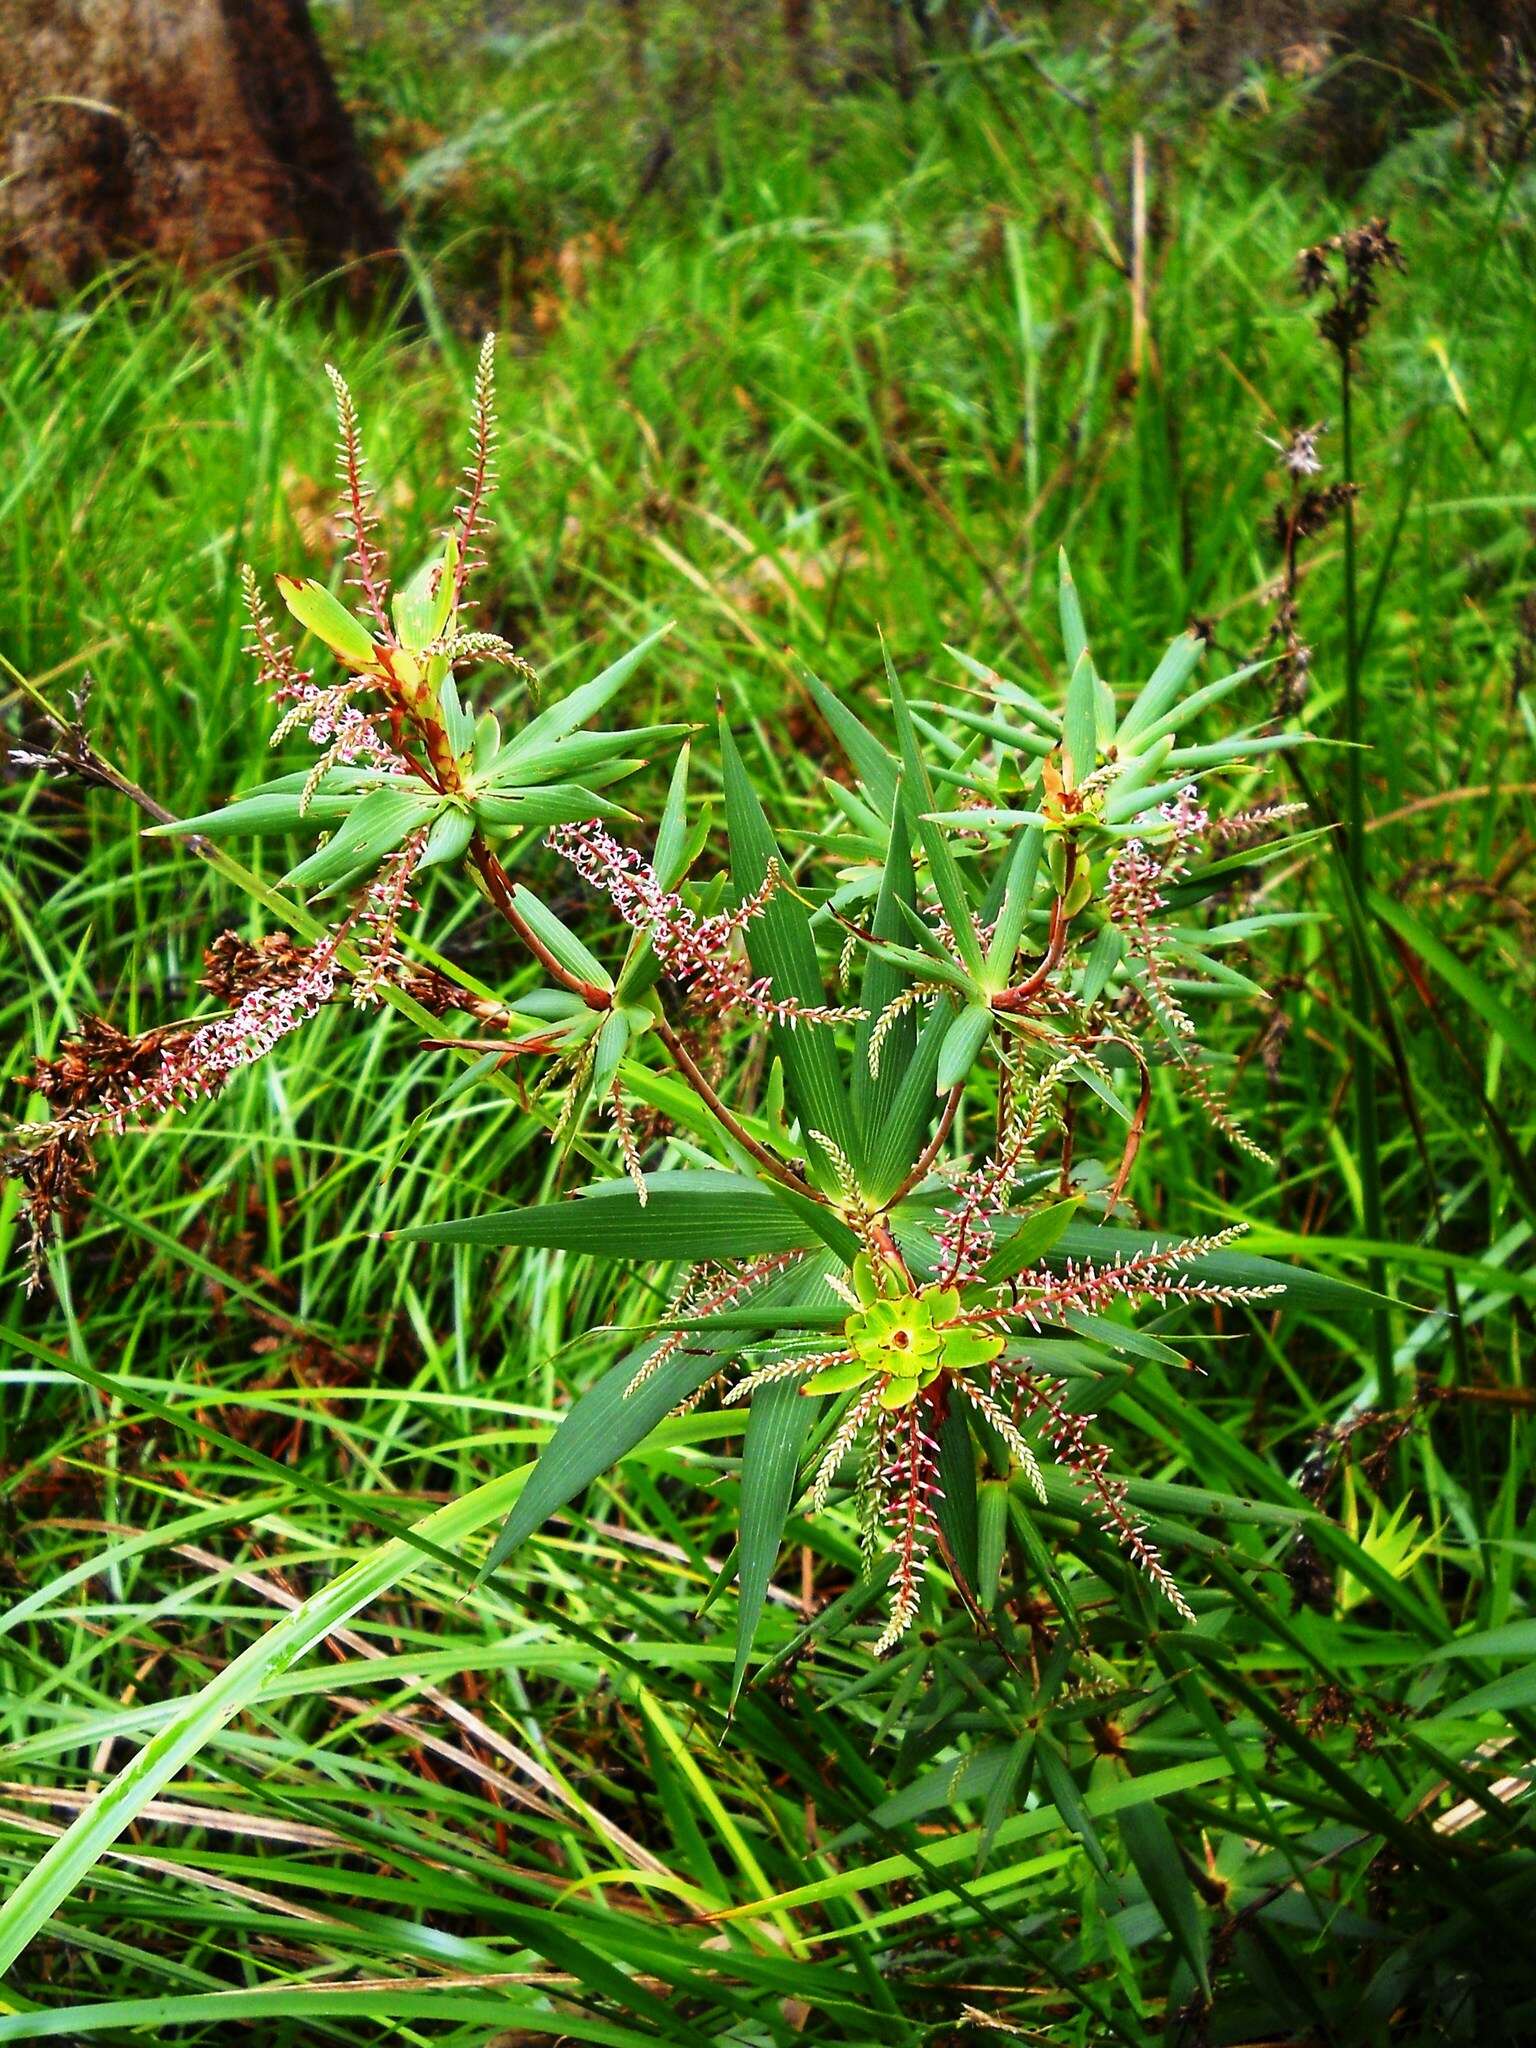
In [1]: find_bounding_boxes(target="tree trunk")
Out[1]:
[0,0,396,300]
[782,0,816,86]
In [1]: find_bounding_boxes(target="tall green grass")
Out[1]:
[3,7,1535,2040]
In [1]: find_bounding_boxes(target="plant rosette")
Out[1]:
[804,1256,1005,1410]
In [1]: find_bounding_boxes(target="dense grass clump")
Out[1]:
[2,7,1535,2042]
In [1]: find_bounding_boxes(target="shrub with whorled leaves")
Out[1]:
[7,338,1328,1673]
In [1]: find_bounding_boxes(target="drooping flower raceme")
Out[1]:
[547,818,864,1028]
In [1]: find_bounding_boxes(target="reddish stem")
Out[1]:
[653,1015,821,1203]
[470,835,613,1009]
[882,1083,961,1213]
[992,854,1074,1016]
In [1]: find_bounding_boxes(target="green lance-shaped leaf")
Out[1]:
[719,714,856,1174]
[398,1170,821,1261]
[852,800,918,1134]
[504,884,613,990]
[472,783,639,831]
[980,1197,1083,1286]
[391,552,439,655]
[936,1001,991,1092]
[653,740,692,890]
[731,1258,842,1706]
[390,532,459,655]
[887,661,985,977]
[976,1736,1033,1873]
[1034,1741,1110,1876]
[1117,629,1207,748]
[485,1260,812,1578]
[934,1396,980,1590]
[207,766,409,797]
[590,1007,630,1100]
[1101,733,1177,821]
[275,574,379,668]
[494,620,673,765]
[1061,647,1098,789]
[438,670,475,754]
[1167,730,1306,773]
[863,998,951,1204]
[147,790,361,839]
[984,826,1043,984]
[868,937,974,997]
[1057,545,1089,676]
[1131,657,1273,752]
[418,806,475,871]
[1117,1788,1212,1998]
[945,643,1061,737]
[733,1384,819,1703]
[1078,922,1123,1005]
[923,804,1051,833]
[487,723,688,789]
[936,699,1056,761]
[472,708,501,773]
[976,1478,1010,1609]
[798,662,901,817]
[285,785,443,895]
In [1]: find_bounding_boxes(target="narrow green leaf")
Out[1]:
[148,791,357,839]
[275,574,378,667]
[799,664,900,816]
[934,1398,979,1589]
[475,783,637,830]
[398,1171,820,1261]
[506,884,614,989]
[852,800,918,1144]
[654,740,692,889]
[285,785,441,895]
[863,999,952,1205]
[1062,648,1097,788]
[1034,1744,1109,1876]
[590,1008,630,1099]
[976,1738,1032,1874]
[488,723,686,789]
[887,662,984,975]
[945,644,1061,735]
[1078,922,1123,1005]
[1117,1792,1211,1997]
[719,716,855,1169]
[500,621,673,757]
[937,1002,991,1091]
[977,1479,1009,1609]
[1131,658,1272,751]
[1370,887,1536,1081]
[1057,546,1088,674]
[732,1267,841,1703]
[485,1340,726,1575]
[1117,631,1206,746]
[419,806,475,870]
[980,1198,1082,1285]
[984,828,1043,981]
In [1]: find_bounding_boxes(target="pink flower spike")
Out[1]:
[548,821,863,1028]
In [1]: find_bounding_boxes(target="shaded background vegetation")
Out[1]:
[2,3,1535,2042]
